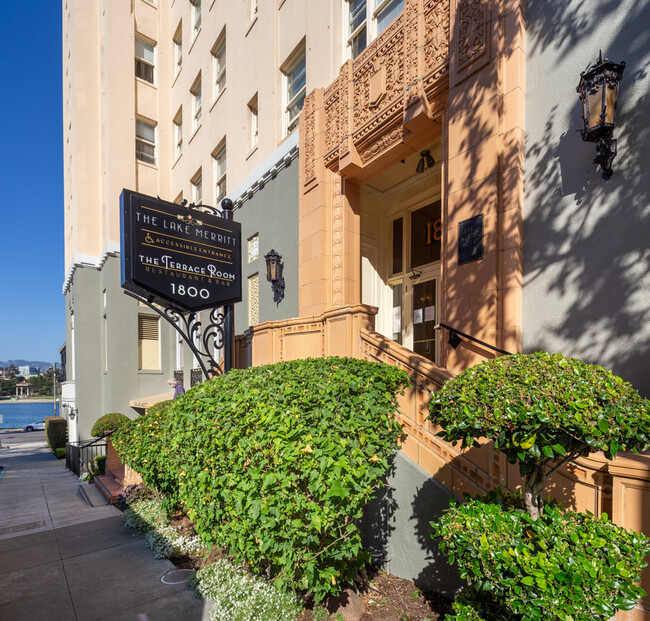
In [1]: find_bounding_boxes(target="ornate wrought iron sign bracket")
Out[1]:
[120,191,241,382]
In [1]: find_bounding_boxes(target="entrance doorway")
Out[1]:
[360,144,442,365]
[388,200,441,363]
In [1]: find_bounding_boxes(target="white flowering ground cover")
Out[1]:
[193,559,303,621]
[122,497,302,621]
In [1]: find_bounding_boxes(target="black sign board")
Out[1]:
[120,190,242,311]
[458,214,484,265]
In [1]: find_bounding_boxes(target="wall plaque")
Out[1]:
[458,214,484,265]
[120,190,242,311]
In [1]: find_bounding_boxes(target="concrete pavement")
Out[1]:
[0,430,212,620]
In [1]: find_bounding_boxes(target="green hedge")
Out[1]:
[433,492,650,620]
[113,357,409,600]
[45,417,67,451]
[91,412,130,437]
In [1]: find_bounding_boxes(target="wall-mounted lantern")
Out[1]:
[576,52,625,180]
[415,149,435,174]
[264,249,285,304]
[62,403,77,420]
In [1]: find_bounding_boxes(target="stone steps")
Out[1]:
[94,474,123,505]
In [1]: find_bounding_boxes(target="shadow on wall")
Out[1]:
[524,0,650,396]
[361,452,463,598]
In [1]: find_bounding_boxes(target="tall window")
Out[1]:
[191,169,202,204]
[347,0,367,58]
[136,119,156,165]
[135,37,155,83]
[248,93,259,150]
[173,109,183,159]
[173,24,182,76]
[138,315,160,370]
[191,0,201,38]
[175,333,184,372]
[191,75,202,131]
[283,46,306,135]
[212,35,226,100]
[346,0,405,59]
[213,143,226,204]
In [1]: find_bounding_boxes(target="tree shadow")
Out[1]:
[524,5,650,395]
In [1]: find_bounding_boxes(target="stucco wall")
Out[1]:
[361,452,462,597]
[523,0,650,396]
[65,258,178,439]
[234,160,300,334]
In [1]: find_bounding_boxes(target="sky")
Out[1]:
[0,3,64,362]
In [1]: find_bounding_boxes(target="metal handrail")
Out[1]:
[435,323,512,356]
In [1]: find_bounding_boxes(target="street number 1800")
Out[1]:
[170,284,210,299]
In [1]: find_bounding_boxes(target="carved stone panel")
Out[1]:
[457,0,489,72]
[302,91,317,188]
[424,0,450,79]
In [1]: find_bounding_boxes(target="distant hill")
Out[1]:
[0,360,54,372]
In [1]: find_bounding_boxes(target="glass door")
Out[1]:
[412,278,437,361]
[389,199,441,363]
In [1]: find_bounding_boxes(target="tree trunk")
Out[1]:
[524,466,546,520]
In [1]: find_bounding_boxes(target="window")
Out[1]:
[347,0,367,58]
[248,233,259,263]
[191,0,201,37]
[135,37,155,83]
[191,169,202,204]
[283,46,306,135]
[212,35,226,99]
[345,0,405,59]
[175,333,184,372]
[375,0,404,34]
[191,75,202,131]
[173,109,182,160]
[213,143,226,204]
[248,93,259,150]
[136,119,156,165]
[173,24,182,75]
[138,315,160,370]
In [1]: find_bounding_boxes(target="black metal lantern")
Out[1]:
[264,249,285,304]
[576,52,625,180]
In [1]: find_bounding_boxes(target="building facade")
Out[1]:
[63,0,650,613]
[62,0,352,440]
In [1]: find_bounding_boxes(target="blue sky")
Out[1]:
[0,4,63,362]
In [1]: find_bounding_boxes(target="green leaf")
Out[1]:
[542,445,555,459]
[552,444,567,456]
[519,434,537,450]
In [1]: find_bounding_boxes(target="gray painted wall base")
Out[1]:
[361,451,463,598]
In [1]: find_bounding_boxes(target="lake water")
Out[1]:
[0,402,61,429]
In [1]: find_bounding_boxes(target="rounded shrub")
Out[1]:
[433,492,650,621]
[91,412,130,438]
[113,357,409,600]
[429,352,650,518]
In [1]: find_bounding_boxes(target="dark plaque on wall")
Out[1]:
[458,214,484,265]
[120,189,242,312]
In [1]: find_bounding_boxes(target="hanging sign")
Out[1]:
[120,189,242,311]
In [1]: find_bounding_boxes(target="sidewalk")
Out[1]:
[0,432,211,620]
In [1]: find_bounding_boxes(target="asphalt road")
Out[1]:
[0,428,46,449]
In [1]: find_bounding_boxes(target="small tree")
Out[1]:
[429,352,650,519]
